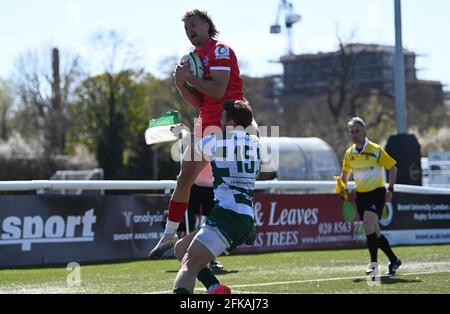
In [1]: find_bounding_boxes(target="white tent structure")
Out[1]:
[259,137,340,181]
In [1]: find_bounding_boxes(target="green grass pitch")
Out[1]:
[1,244,449,294]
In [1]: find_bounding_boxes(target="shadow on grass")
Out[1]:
[164,269,239,275]
[352,276,422,284]
[212,269,239,275]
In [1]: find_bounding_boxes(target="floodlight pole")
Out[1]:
[385,0,422,187]
[394,0,407,134]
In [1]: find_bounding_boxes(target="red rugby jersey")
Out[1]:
[193,38,243,136]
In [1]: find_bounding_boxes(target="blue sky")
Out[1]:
[0,0,449,87]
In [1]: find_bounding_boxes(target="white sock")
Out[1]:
[164,220,179,235]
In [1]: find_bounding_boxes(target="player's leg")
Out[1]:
[375,223,402,275]
[166,153,209,227]
[375,223,396,262]
[174,231,199,261]
[148,143,208,259]
[199,207,254,294]
[201,186,224,270]
[173,237,216,294]
[173,229,222,292]
[363,210,380,275]
[187,184,201,232]
[175,206,244,295]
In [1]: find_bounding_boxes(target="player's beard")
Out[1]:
[190,34,208,48]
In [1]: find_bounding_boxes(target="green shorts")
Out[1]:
[204,204,254,252]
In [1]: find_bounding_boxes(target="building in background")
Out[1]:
[444,91,450,107]
[279,43,443,102]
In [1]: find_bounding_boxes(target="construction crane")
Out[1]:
[270,0,301,55]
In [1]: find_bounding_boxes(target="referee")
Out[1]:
[338,117,401,276]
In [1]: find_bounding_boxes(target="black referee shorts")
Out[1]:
[355,187,386,219]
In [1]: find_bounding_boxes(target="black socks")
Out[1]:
[378,234,397,262]
[197,267,220,290]
[366,233,378,262]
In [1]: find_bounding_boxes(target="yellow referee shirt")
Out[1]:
[342,138,396,193]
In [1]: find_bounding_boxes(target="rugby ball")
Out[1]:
[180,52,203,90]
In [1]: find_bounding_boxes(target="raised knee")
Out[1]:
[174,240,187,261]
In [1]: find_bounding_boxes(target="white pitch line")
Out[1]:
[149,269,450,294]
[230,269,450,289]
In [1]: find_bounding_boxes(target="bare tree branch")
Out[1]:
[12,47,82,154]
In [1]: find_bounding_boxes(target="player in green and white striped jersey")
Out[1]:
[172,99,260,294]
[201,125,260,219]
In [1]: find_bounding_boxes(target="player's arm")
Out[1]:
[340,170,351,186]
[335,170,351,200]
[185,70,230,99]
[337,152,352,199]
[176,82,203,108]
[378,147,397,202]
[386,165,397,202]
[387,166,397,188]
[340,151,352,186]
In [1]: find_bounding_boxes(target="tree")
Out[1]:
[71,31,142,179]
[70,37,197,180]
[71,69,190,180]
[12,47,82,154]
[71,70,144,179]
[69,31,175,179]
[0,79,13,141]
[242,75,281,128]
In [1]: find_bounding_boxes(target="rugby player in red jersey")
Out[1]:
[149,10,249,261]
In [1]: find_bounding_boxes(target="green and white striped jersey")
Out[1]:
[195,130,261,218]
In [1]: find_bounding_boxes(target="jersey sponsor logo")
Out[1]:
[214,45,230,60]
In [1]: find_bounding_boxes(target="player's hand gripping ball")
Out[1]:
[180,52,204,91]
